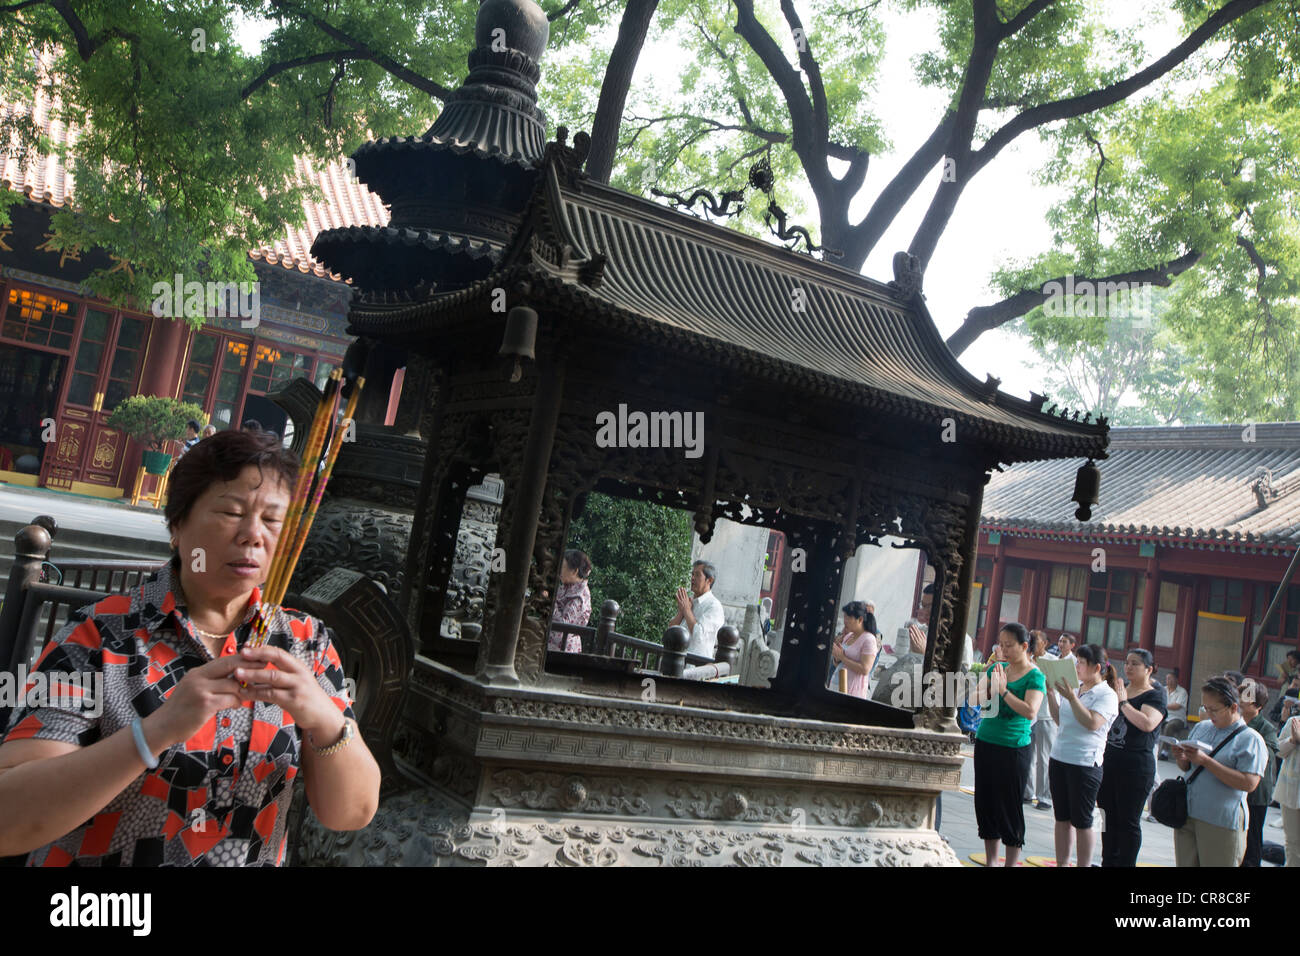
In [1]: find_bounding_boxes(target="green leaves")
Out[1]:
[1010,70,1300,421]
[566,491,694,645]
[106,394,208,450]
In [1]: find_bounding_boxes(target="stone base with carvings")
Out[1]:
[299,659,963,867]
[300,788,958,866]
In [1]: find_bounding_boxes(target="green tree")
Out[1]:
[996,72,1300,420]
[2,0,1295,386]
[565,491,694,644]
[1013,287,1215,424]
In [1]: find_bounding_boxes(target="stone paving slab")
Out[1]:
[0,483,170,544]
[940,741,1285,867]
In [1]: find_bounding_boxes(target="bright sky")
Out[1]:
[234,1,1186,401]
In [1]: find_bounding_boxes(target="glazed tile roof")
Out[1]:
[982,423,1300,550]
[0,87,386,280]
[350,164,1108,462]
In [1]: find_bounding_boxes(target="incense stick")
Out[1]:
[270,376,363,608]
[246,371,363,649]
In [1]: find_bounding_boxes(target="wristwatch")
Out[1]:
[311,718,355,757]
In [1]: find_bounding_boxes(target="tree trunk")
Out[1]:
[586,0,659,184]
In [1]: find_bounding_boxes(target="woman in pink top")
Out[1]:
[831,601,879,698]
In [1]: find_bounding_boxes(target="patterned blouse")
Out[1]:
[2,562,355,866]
[548,580,591,653]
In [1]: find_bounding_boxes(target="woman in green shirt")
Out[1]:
[973,622,1046,866]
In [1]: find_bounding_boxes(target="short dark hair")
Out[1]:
[186,420,201,432]
[165,429,298,534]
[999,622,1030,646]
[1169,667,1180,678]
[1287,650,1300,664]
[563,549,592,579]
[1127,648,1154,670]
[242,419,263,431]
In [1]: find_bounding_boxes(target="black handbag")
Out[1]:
[1149,724,1245,828]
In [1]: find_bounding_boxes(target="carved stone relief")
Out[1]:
[297,786,958,867]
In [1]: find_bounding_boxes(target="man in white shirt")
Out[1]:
[671,561,725,659]
[1160,668,1189,758]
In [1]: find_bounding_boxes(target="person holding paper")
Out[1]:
[1172,676,1267,867]
[1046,643,1119,868]
[972,623,1045,866]
[1097,649,1166,866]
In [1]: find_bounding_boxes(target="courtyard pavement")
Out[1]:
[0,481,169,543]
[939,740,1285,867]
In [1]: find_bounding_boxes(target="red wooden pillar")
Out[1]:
[126,316,191,492]
[1024,565,1046,631]
[981,536,1008,656]
[1138,554,1159,652]
[138,316,190,398]
[1175,580,1198,684]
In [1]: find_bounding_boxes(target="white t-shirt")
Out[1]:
[1166,685,1188,716]
[687,590,725,659]
[1051,680,1119,767]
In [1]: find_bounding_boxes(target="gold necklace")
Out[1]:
[191,622,234,642]
[175,578,236,642]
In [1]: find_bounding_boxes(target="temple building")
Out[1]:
[977,423,1300,693]
[0,81,383,496]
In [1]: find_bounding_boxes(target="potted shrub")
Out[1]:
[106,395,208,475]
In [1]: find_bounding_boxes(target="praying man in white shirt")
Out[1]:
[671,561,725,659]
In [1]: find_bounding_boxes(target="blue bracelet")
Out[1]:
[130,716,159,770]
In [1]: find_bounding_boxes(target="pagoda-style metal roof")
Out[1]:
[350,157,1108,464]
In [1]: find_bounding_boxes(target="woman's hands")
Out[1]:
[143,656,249,750]
[234,645,346,744]
[1115,680,1128,704]
[831,643,845,663]
[1054,678,1078,702]
[1179,744,1211,767]
[988,664,1007,698]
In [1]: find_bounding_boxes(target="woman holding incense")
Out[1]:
[971,622,1045,866]
[0,429,380,865]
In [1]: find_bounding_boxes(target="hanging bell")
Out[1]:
[498,305,538,382]
[1072,458,1100,521]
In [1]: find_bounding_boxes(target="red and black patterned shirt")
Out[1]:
[1,562,355,866]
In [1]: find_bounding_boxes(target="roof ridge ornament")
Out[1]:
[537,125,590,187]
[647,155,843,260]
[888,251,923,300]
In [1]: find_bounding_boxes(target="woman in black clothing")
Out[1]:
[1097,649,1167,866]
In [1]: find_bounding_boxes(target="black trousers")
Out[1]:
[1097,751,1154,867]
[974,738,1032,848]
[1243,803,1268,867]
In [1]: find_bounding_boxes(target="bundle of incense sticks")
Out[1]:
[247,369,364,647]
